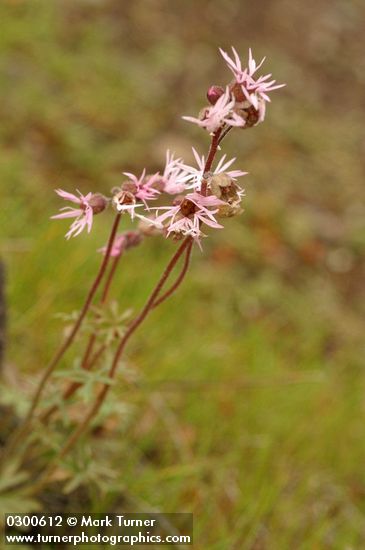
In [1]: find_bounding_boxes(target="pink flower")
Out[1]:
[139,192,225,249]
[122,170,160,205]
[220,47,285,122]
[112,192,142,219]
[181,148,247,192]
[51,189,95,239]
[161,151,191,195]
[219,46,249,84]
[112,170,161,219]
[247,48,267,77]
[183,87,245,133]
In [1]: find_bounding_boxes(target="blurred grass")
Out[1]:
[1,0,365,548]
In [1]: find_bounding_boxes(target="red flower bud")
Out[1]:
[206,85,224,105]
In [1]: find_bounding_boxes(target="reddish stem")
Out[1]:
[217,125,232,146]
[42,241,193,433]
[200,128,222,196]
[44,240,193,423]
[100,253,121,303]
[152,239,193,308]
[78,252,122,368]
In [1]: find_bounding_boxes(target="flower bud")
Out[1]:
[207,85,224,105]
[88,194,108,215]
[124,230,143,249]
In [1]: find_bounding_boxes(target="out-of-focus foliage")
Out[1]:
[1,0,365,548]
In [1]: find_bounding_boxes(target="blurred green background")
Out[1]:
[1,0,365,548]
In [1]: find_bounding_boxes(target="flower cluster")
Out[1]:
[51,47,284,248]
[138,192,226,250]
[110,170,160,219]
[184,47,285,132]
[183,87,246,133]
[181,147,247,190]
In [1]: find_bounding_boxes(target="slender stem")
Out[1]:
[80,335,97,372]
[75,252,122,369]
[48,237,191,421]
[100,252,122,303]
[0,214,121,467]
[60,238,191,410]
[200,128,222,196]
[217,125,232,145]
[40,253,123,423]
[37,237,192,482]
[63,341,107,398]
[152,239,193,308]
